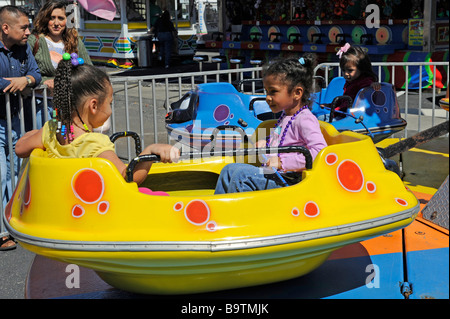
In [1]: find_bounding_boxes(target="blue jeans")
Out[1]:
[157,32,173,67]
[214,163,286,194]
[25,97,53,130]
[0,116,21,209]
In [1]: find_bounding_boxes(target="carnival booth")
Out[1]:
[75,0,218,67]
[207,0,449,89]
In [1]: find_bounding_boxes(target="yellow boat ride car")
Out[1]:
[3,121,419,295]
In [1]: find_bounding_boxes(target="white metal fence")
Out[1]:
[1,61,448,239]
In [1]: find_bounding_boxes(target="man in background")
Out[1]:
[0,5,41,250]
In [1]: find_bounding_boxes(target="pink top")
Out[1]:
[268,108,327,171]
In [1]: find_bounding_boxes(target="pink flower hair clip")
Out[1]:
[336,43,351,59]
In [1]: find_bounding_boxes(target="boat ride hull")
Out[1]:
[4,122,419,294]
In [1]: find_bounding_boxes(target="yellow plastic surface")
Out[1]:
[4,122,419,294]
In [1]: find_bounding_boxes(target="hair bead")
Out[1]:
[64,53,84,67]
[62,52,71,61]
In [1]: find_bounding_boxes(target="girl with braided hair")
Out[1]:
[214,54,327,194]
[15,56,179,185]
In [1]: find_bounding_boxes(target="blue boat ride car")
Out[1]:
[165,79,406,148]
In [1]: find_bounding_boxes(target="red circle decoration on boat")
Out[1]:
[325,153,338,165]
[304,201,320,218]
[206,221,217,232]
[173,201,183,211]
[184,199,210,225]
[337,160,364,192]
[71,169,105,204]
[366,181,376,193]
[292,207,300,217]
[395,198,408,206]
[72,204,85,218]
[97,201,109,214]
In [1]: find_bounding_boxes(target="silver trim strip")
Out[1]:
[4,205,419,253]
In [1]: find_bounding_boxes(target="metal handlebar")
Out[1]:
[110,131,142,156]
[209,125,248,151]
[249,97,267,111]
[329,95,353,123]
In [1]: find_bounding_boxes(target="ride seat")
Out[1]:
[193,55,209,72]
[351,82,401,122]
[269,32,283,42]
[319,121,361,145]
[319,77,346,105]
[197,82,238,94]
[289,33,301,43]
[211,55,226,64]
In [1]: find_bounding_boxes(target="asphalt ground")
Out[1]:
[0,58,448,299]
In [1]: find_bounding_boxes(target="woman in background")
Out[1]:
[28,0,92,128]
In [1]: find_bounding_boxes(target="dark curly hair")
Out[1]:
[339,45,378,82]
[53,59,110,136]
[262,53,317,105]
